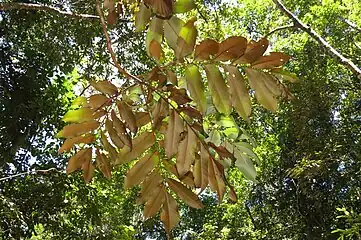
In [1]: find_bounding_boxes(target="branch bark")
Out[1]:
[0,2,100,20]
[0,168,61,182]
[272,0,361,80]
[264,24,295,38]
[342,18,361,33]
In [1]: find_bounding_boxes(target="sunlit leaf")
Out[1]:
[161,192,180,233]
[71,96,87,107]
[105,119,125,149]
[185,65,207,113]
[252,52,291,69]
[87,94,109,109]
[176,125,197,176]
[100,132,118,163]
[57,121,99,138]
[164,16,184,50]
[58,134,95,153]
[82,156,95,183]
[166,178,203,208]
[66,148,91,174]
[62,108,94,123]
[215,36,247,61]
[175,17,197,59]
[174,0,196,13]
[224,65,251,121]
[90,80,118,96]
[204,64,231,115]
[271,68,298,83]
[235,38,269,64]
[194,39,219,60]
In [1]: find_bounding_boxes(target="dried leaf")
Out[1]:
[194,144,209,190]
[149,39,163,62]
[178,106,202,120]
[161,192,180,233]
[204,64,231,115]
[87,94,109,109]
[152,99,169,129]
[176,125,197,176]
[208,157,226,201]
[215,36,247,61]
[185,65,207,113]
[59,134,95,153]
[90,80,118,96]
[165,110,184,158]
[100,132,118,162]
[137,171,163,204]
[111,110,132,149]
[144,185,166,219]
[135,112,151,127]
[145,0,173,18]
[175,17,197,59]
[235,38,269,64]
[166,178,203,208]
[96,149,112,179]
[169,88,192,105]
[224,65,251,121]
[105,119,125,149]
[66,148,92,174]
[252,52,291,69]
[117,100,138,133]
[107,9,118,25]
[194,39,219,60]
[82,157,95,183]
[124,152,159,189]
[57,121,99,138]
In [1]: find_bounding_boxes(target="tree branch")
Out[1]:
[342,18,361,33]
[272,0,361,80]
[264,24,295,38]
[0,2,100,20]
[0,168,62,182]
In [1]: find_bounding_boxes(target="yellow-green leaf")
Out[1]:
[161,192,180,233]
[175,17,197,59]
[62,108,94,123]
[166,178,203,209]
[174,0,196,13]
[204,64,231,115]
[164,16,184,50]
[124,152,159,189]
[185,65,207,114]
[224,65,251,121]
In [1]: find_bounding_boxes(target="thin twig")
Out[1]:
[0,2,99,20]
[341,18,361,33]
[272,0,361,80]
[0,168,61,182]
[264,24,295,38]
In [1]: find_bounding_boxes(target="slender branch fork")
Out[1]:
[272,0,361,80]
[0,168,62,182]
[264,24,295,38]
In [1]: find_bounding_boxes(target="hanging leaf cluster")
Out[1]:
[57,0,297,233]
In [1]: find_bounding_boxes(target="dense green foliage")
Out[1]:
[1,0,360,239]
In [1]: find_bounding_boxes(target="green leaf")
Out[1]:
[224,65,251,121]
[272,68,298,82]
[174,0,196,13]
[175,17,197,59]
[185,65,207,113]
[204,64,231,115]
[164,16,185,50]
[217,116,239,139]
[135,3,151,32]
[71,96,87,107]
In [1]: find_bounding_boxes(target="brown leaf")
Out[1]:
[208,157,226,201]
[96,149,112,179]
[57,121,99,138]
[124,152,159,189]
[100,132,118,163]
[166,178,203,209]
[107,9,118,25]
[252,52,291,69]
[215,36,247,61]
[92,109,107,119]
[165,109,184,158]
[228,185,238,202]
[90,80,118,96]
[82,157,95,183]
[105,119,125,149]
[135,112,151,127]
[176,125,197,176]
[161,192,180,233]
[152,99,169,129]
[58,134,95,153]
[117,132,155,164]
[87,94,110,109]
[164,161,195,188]
[144,0,173,19]
[208,143,235,159]
[111,110,132,149]
[117,100,138,133]
[235,38,269,64]
[194,144,209,190]
[170,88,192,105]
[104,0,115,10]
[66,148,92,174]
[137,171,163,205]
[178,106,202,120]
[144,185,166,219]
[194,39,219,60]
[149,39,163,62]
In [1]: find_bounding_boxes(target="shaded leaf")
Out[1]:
[169,88,192,105]
[87,94,110,109]
[204,64,231,115]
[165,110,184,158]
[137,171,163,204]
[176,125,197,176]
[57,121,99,138]
[135,2,151,32]
[208,157,226,201]
[146,17,163,58]
[185,65,207,113]
[59,134,95,153]
[164,16,184,50]
[174,0,196,13]
[105,119,125,149]
[100,132,118,162]
[194,144,209,190]
[166,178,203,208]
[124,151,159,189]
[135,112,151,127]
[271,68,298,83]
[152,99,169,129]
[117,100,138,133]
[66,148,92,174]
[215,36,247,61]
[252,52,291,69]
[224,65,251,121]
[145,0,173,18]
[178,106,202,120]
[149,39,163,62]
[228,185,238,202]
[90,80,118,96]
[111,110,132,149]
[194,39,219,60]
[144,185,166,219]
[96,149,112,179]
[82,157,95,183]
[175,17,197,59]
[161,192,180,233]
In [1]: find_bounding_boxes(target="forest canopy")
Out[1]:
[1,0,360,239]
